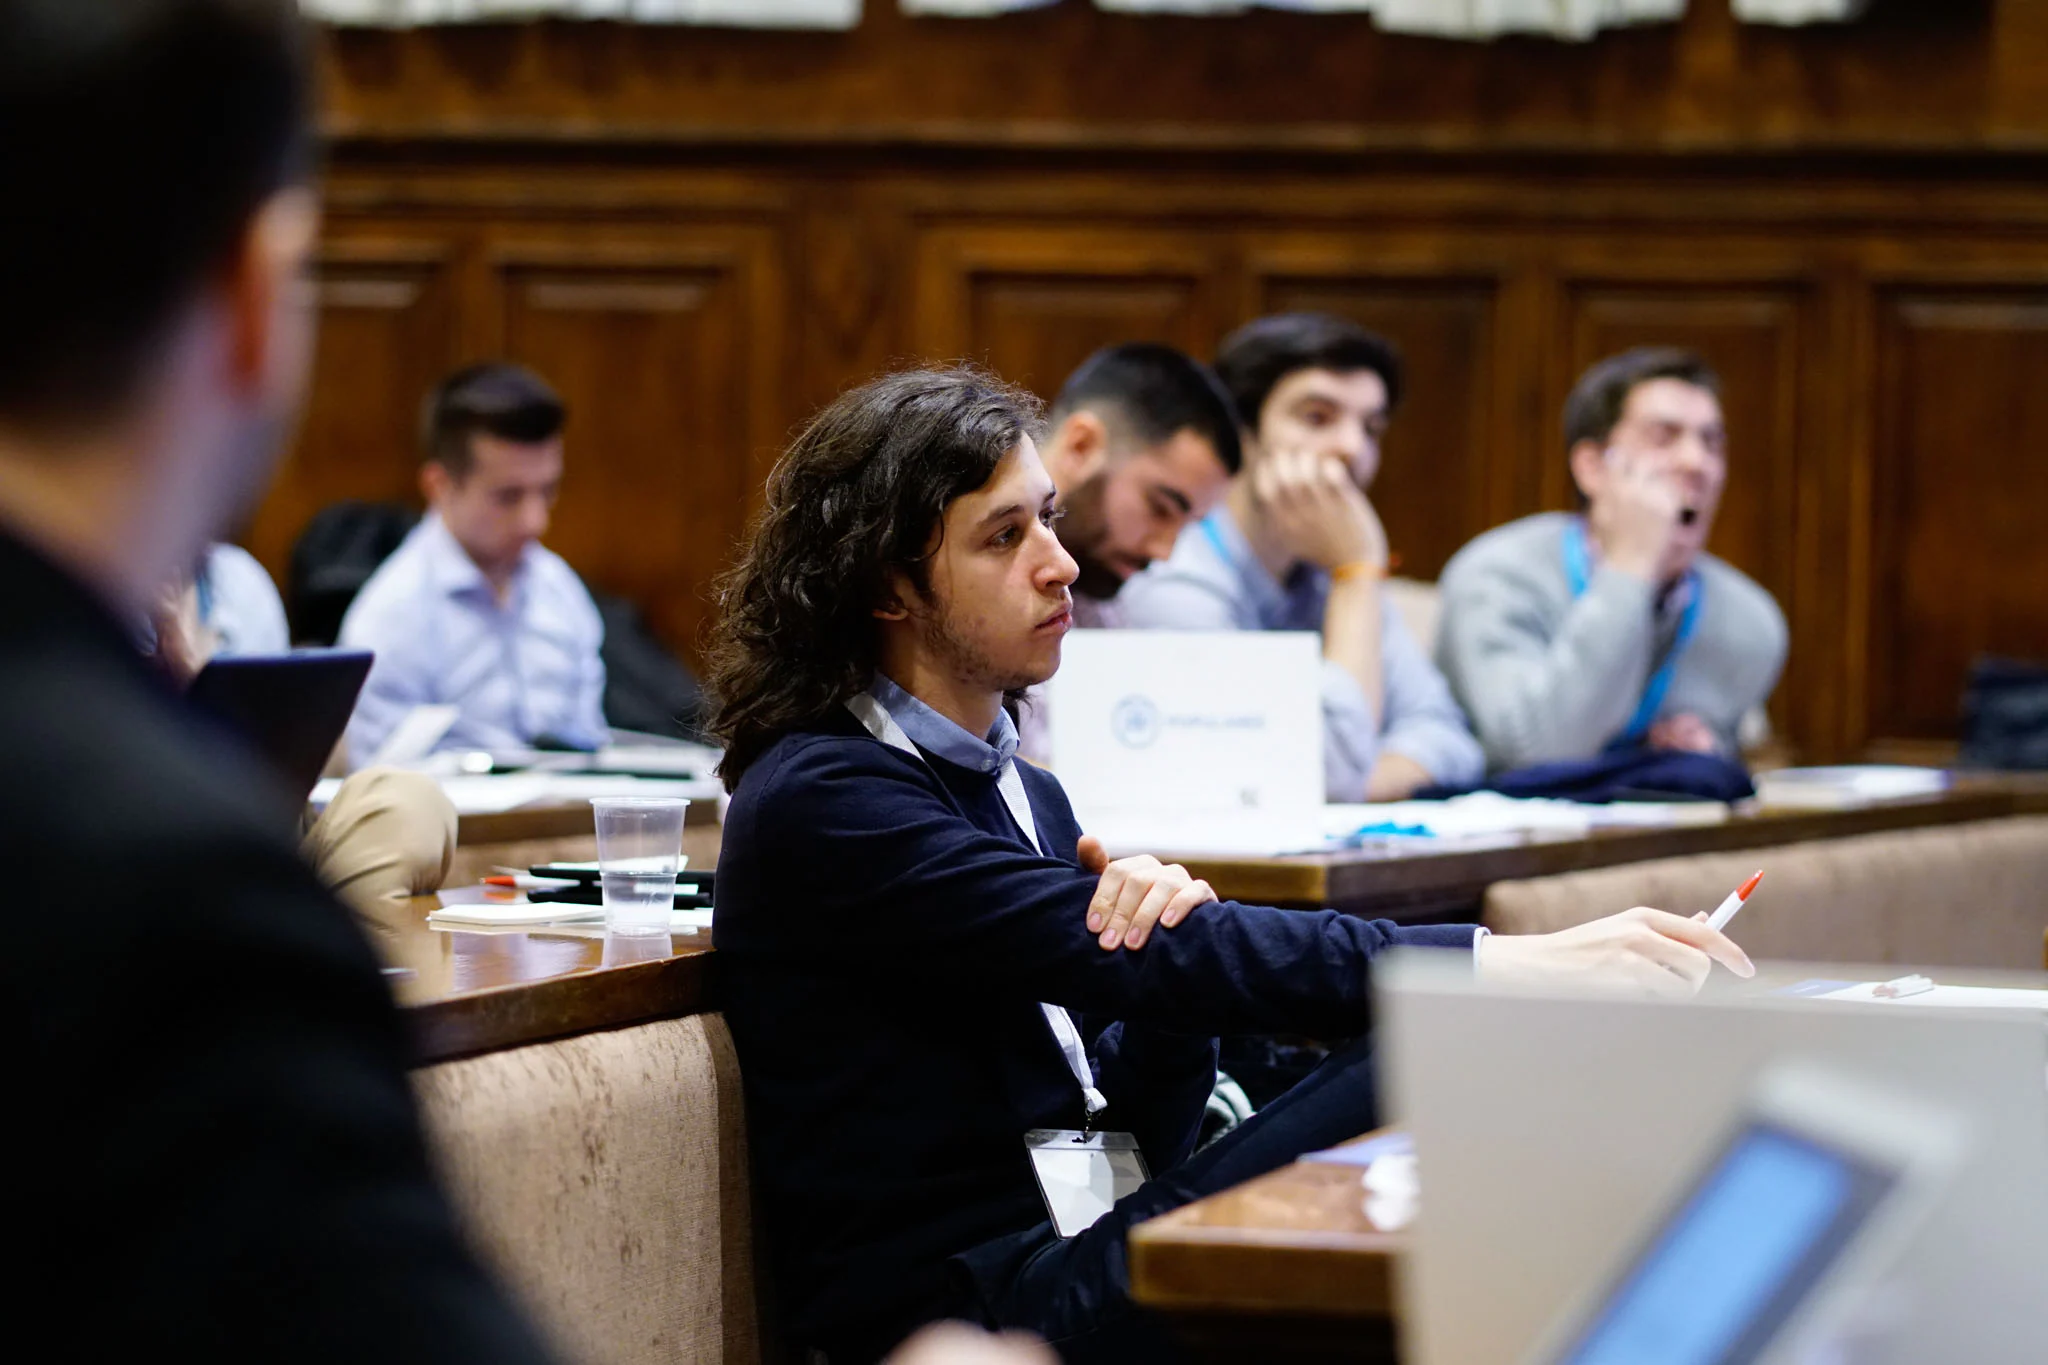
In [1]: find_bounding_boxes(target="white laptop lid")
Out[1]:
[1381,957,2048,1365]
[1044,629,1322,815]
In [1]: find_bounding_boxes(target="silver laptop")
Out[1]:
[1381,957,2048,1365]
[1045,628,1323,817]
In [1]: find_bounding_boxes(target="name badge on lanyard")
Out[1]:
[1562,520,1703,747]
[844,691,1148,1238]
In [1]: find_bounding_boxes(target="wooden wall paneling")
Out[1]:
[314,4,2028,156]
[910,225,1223,399]
[1868,282,2048,750]
[1802,264,1873,763]
[1244,236,1511,581]
[1500,266,1565,525]
[1558,274,1816,746]
[245,231,458,581]
[487,227,786,666]
[797,181,912,417]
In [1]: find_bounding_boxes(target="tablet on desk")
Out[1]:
[1527,1065,1965,1365]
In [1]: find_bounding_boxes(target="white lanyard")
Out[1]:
[846,693,1109,1121]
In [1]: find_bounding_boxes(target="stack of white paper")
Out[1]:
[1755,765,1949,810]
[1816,981,2048,1012]
[1076,793,1728,859]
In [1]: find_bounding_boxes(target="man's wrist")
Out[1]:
[1329,559,1385,586]
[1605,546,1662,584]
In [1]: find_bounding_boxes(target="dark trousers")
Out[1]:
[961,1030,1382,1363]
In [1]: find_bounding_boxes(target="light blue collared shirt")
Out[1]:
[868,673,1018,774]
[337,513,607,766]
[197,543,290,657]
[1116,505,1486,801]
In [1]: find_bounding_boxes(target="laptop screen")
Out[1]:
[1553,1123,1897,1365]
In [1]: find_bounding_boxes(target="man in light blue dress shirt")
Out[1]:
[1118,314,1484,802]
[339,363,606,766]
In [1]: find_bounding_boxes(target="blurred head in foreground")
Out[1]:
[0,0,318,612]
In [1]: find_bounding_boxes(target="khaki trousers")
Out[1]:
[301,767,456,939]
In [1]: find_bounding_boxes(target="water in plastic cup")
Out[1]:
[590,797,689,937]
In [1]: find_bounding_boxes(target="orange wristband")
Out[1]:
[1330,559,1385,585]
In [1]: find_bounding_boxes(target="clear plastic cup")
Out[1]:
[589,797,689,937]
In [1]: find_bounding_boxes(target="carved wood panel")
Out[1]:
[912,226,1221,399]
[1870,287,2048,743]
[490,229,784,666]
[245,237,456,578]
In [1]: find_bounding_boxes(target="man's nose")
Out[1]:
[1671,434,1711,475]
[1039,525,1079,589]
[1329,423,1370,467]
[520,495,551,540]
[1140,518,1184,567]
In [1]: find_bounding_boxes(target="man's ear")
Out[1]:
[420,461,452,507]
[1236,424,1265,470]
[1567,440,1608,504]
[1049,411,1112,489]
[222,188,320,404]
[872,568,916,622]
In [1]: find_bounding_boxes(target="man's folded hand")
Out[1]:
[1077,834,1217,951]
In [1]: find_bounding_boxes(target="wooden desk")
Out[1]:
[415,783,2048,1067]
[462,785,2047,924]
[1128,1135,1406,1362]
[1181,786,2048,921]
[382,887,715,1065]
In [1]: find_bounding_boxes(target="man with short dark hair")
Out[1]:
[1038,343,1241,612]
[340,361,607,763]
[1013,343,1240,761]
[705,367,1752,1364]
[0,2,554,1357]
[1120,313,1483,801]
[1435,347,1788,771]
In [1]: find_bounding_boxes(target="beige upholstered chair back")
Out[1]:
[1484,815,2048,972]
[414,1013,764,1365]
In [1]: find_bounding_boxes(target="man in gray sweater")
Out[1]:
[1436,348,1788,772]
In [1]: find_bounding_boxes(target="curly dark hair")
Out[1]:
[705,367,1046,789]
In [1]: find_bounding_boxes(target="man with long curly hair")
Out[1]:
[704,368,1754,1364]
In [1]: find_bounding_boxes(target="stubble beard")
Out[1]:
[916,599,1053,696]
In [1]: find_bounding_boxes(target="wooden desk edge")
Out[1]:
[406,948,715,1067]
[1128,1215,1400,1317]
[1194,788,2047,913]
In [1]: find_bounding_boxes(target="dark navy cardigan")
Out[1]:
[712,708,1476,1352]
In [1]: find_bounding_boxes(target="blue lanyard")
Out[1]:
[194,561,216,627]
[1199,512,1235,572]
[1563,520,1702,746]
